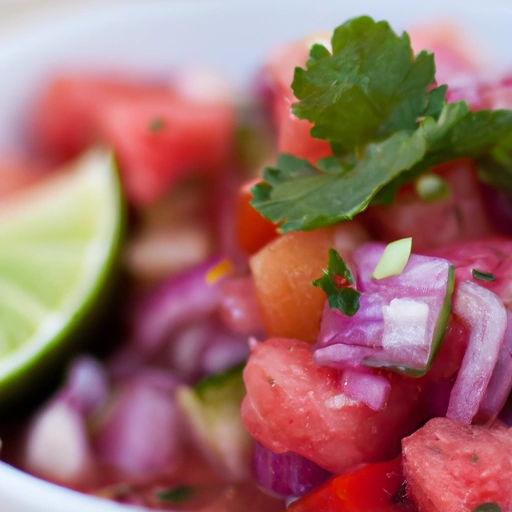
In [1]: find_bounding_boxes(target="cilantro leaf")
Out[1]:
[252,129,426,231]
[251,15,512,232]
[291,16,443,154]
[312,248,360,316]
[252,102,512,232]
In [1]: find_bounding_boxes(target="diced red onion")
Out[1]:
[218,276,265,337]
[341,369,391,411]
[475,310,512,424]
[166,323,214,381]
[93,370,183,482]
[253,442,329,498]
[447,281,507,424]
[314,243,453,374]
[23,398,96,490]
[167,319,249,380]
[60,356,109,418]
[200,332,250,376]
[131,256,225,355]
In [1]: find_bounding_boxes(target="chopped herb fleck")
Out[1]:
[149,118,165,132]
[157,485,195,504]
[312,248,360,316]
[472,269,496,282]
[469,454,479,463]
[472,503,502,512]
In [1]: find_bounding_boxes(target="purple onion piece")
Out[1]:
[476,312,512,424]
[253,442,330,498]
[167,319,249,381]
[341,369,391,411]
[200,331,250,376]
[447,281,507,424]
[92,370,183,481]
[23,398,95,489]
[314,243,453,375]
[131,255,225,355]
[61,356,109,418]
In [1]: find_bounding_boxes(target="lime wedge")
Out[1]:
[0,149,123,402]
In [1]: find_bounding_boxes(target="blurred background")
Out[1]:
[0,0,124,34]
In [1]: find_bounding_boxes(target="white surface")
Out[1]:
[0,0,510,510]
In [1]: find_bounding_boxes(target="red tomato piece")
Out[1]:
[287,457,408,512]
[100,94,236,205]
[236,179,278,254]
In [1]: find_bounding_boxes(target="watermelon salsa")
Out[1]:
[3,14,512,512]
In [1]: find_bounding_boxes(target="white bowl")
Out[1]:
[0,0,511,510]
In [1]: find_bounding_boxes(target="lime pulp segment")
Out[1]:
[0,149,123,389]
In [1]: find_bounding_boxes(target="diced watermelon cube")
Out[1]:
[242,337,421,474]
[402,417,512,512]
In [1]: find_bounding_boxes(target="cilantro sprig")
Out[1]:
[312,248,360,316]
[251,16,512,232]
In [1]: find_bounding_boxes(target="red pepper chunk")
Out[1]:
[287,457,406,512]
[236,178,279,255]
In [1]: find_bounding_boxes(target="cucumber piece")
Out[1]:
[372,237,412,280]
[176,364,252,480]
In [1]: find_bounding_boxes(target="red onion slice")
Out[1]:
[131,255,225,355]
[341,369,391,411]
[476,310,512,423]
[314,243,454,375]
[447,281,507,424]
[61,356,109,418]
[93,370,183,483]
[23,399,96,490]
[253,442,330,498]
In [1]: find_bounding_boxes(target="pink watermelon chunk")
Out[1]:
[428,236,512,306]
[241,338,421,474]
[402,417,512,512]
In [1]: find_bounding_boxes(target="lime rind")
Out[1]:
[0,149,124,400]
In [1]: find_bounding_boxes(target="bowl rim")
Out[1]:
[1,0,512,511]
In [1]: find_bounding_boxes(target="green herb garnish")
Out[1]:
[312,248,360,316]
[472,269,497,282]
[251,16,512,233]
[472,503,502,512]
[156,485,195,504]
